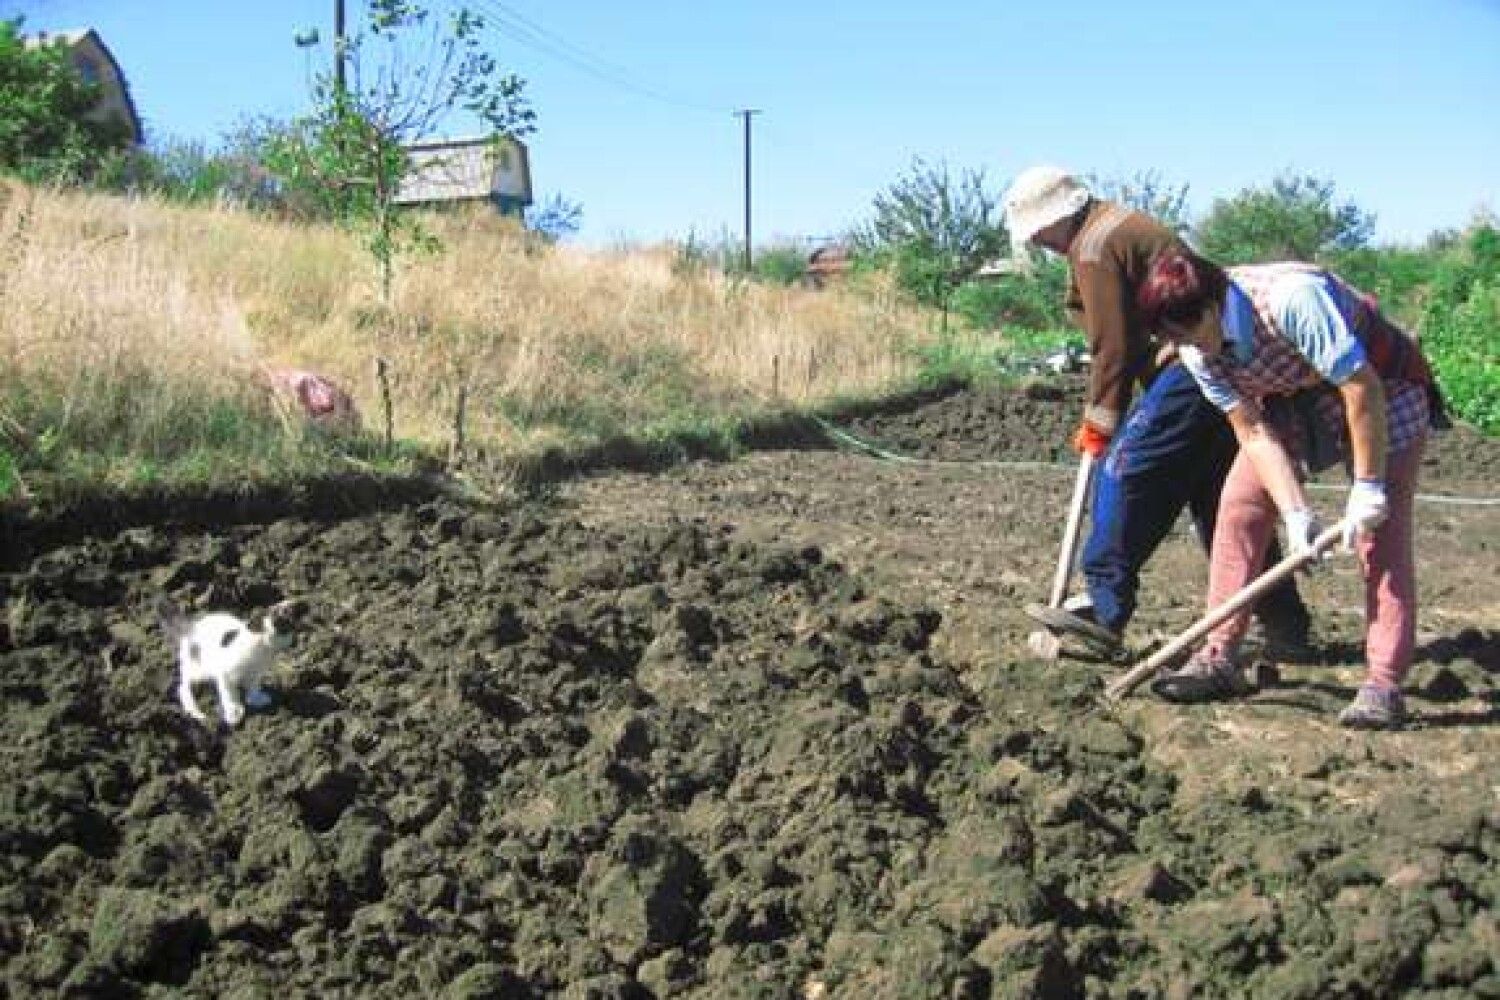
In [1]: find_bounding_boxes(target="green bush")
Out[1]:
[1419,227,1500,434]
[0,19,134,185]
[950,256,1069,332]
[852,158,1006,312]
[753,245,808,286]
[1324,245,1435,325]
[120,131,282,209]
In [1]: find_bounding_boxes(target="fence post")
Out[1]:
[374,357,394,452]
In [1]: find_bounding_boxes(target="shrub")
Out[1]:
[950,256,1069,332]
[753,245,808,287]
[0,19,134,185]
[1420,226,1500,434]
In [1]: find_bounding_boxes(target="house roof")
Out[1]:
[395,136,533,207]
[25,28,143,144]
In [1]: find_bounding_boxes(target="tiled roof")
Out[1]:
[395,138,531,206]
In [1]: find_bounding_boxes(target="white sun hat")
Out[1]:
[1003,165,1092,257]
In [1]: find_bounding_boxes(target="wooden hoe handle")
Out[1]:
[1104,521,1349,702]
[1048,453,1097,609]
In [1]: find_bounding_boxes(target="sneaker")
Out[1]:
[1337,684,1407,730]
[1023,601,1122,656]
[1150,648,1253,703]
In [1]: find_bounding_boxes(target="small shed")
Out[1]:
[395,136,533,216]
[25,29,143,145]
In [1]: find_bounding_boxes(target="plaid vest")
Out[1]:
[1208,264,1432,457]
[1230,263,1436,389]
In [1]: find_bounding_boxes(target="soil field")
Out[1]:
[3,381,1499,999]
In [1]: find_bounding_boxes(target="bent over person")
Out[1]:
[1137,251,1446,728]
[1002,166,1309,656]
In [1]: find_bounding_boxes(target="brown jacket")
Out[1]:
[1064,199,1188,435]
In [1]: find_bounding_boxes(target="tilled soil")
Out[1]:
[3,382,1499,999]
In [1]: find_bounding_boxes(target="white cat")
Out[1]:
[159,599,301,726]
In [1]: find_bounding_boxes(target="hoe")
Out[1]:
[1105,520,1347,701]
[1025,453,1097,660]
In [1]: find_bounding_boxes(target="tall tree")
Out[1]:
[266,1,535,298]
[854,157,1007,323]
[1195,173,1374,265]
[0,19,133,184]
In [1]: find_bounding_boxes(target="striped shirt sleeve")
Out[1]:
[1267,275,1368,385]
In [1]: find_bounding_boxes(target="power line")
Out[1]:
[470,0,733,115]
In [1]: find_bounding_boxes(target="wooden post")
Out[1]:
[374,357,394,451]
[449,373,468,469]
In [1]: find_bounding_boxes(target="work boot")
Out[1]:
[1023,600,1122,657]
[1337,684,1407,730]
[1151,647,1253,703]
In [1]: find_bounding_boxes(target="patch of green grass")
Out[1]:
[0,447,17,500]
[913,325,1081,386]
[2,374,434,508]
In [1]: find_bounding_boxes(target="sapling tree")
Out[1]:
[854,158,1007,327]
[266,0,536,298]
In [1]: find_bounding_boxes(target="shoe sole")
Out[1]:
[1023,603,1121,655]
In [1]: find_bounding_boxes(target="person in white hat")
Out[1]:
[1005,165,1310,659]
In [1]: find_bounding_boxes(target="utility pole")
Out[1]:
[334,0,347,98]
[735,109,760,273]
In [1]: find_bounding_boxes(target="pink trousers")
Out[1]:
[1202,434,1426,690]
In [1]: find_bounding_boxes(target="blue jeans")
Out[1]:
[1081,363,1305,633]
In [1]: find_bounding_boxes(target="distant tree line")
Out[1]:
[853,158,1497,433]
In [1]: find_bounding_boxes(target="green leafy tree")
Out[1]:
[265,1,535,298]
[853,157,1007,325]
[1322,244,1434,324]
[1195,172,1374,264]
[0,18,134,184]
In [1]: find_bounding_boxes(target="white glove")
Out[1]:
[1282,507,1324,566]
[1342,478,1389,550]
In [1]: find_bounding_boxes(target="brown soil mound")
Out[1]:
[3,381,1498,998]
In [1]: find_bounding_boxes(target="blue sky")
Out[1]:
[8,0,1499,248]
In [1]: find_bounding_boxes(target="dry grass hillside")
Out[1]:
[0,181,933,498]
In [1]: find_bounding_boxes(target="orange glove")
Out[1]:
[1072,422,1111,458]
